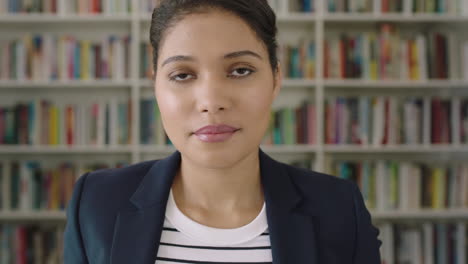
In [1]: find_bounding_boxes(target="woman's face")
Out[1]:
[154,10,281,169]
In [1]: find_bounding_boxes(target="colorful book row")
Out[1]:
[0,99,133,146]
[327,0,468,14]
[0,34,131,81]
[267,0,314,12]
[412,0,467,13]
[263,102,316,145]
[329,160,468,211]
[140,43,153,80]
[328,0,382,12]
[65,0,131,14]
[0,160,128,211]
[0,0,57,13]
[280,40,316,79]
[378,222,467,264]
[324,24,467,80]
[324,96,468,145]
[0,224,64,264]
[0,0,131,14]
[140,98,170,145]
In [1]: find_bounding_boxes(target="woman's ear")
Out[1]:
[273,62,282,99]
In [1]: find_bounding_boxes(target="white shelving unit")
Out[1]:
[3,208,467,222]
[0,0,467,224]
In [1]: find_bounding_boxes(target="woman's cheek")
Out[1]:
[156,92,182,137]
[246,88,272,117]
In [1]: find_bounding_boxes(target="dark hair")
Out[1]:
[149,0,278,78]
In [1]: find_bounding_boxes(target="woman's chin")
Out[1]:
[181,145,255,169]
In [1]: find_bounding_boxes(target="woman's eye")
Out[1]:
[229,68,254,78]
[170,73,194,82]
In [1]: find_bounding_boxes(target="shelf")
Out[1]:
[3,144,467,154]
[370,209,468,221]
[1,144,467,155]
[139,79,153,87]
[0,145,133,154]
[0,14,132,23]
[1,209,466,221]
[0,211,66,221]
[140,145,176,155]
[323,13,468,23]
[1,5,468,229]
[139,144,317,154]
[282,79,317,88]
[277,13,316,23]
[324,144,468,153]
[140,13,152,21]
[260,144,317,153]
[0,80,134,89]
[324,79,468,89]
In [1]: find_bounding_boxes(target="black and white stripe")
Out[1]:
[155,190,272,263]
[155,220,272,263]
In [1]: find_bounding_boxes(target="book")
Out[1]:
[0,163,3,210]
[66,0,130,14]
[323,24,463,80]
[0,224,65,263]
[0,160,128,212]
[140,97,169,145]
[140,43,154,79]
[0,34,131,81]
[378,222,466,264]
[324,95,466,146]
[262,102,316,145]
[280,39,316,79]
[329,160,468,210]
[290,0,314,12]
[0,99,132,146]
[1,0,57,13]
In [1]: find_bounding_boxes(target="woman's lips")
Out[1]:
[193,125,240,143]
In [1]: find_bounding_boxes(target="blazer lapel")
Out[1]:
[110,203,167,264]
[259,149,319,264]
[110,151,181,264]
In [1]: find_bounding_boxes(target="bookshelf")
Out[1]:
[0,0,467,262]
[0,0,465,215]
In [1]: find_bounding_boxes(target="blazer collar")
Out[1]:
[129,148,301,211]
[112,148,319,264]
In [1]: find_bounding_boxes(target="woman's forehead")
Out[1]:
[158,11,267,60]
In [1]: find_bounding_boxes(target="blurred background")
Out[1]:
[0,0,467,263]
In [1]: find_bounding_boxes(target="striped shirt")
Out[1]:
[155,189,273,264]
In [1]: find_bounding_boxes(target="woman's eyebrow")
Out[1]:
[162,55,195,68]
[224,50,263,60]
[161,50,262,68]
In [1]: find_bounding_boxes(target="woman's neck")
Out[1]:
[171,150,264,228]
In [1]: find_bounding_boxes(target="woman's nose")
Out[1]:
[196,76,232,114]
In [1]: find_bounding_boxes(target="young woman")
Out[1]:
[64,0,382,263]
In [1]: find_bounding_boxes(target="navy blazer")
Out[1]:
[64,148,382,264]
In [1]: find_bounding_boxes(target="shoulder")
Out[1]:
[279,163,362,246]
[76,159,158,211]
[279,162,358,214]
[283,163,353,193]
[84,159,156,191]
